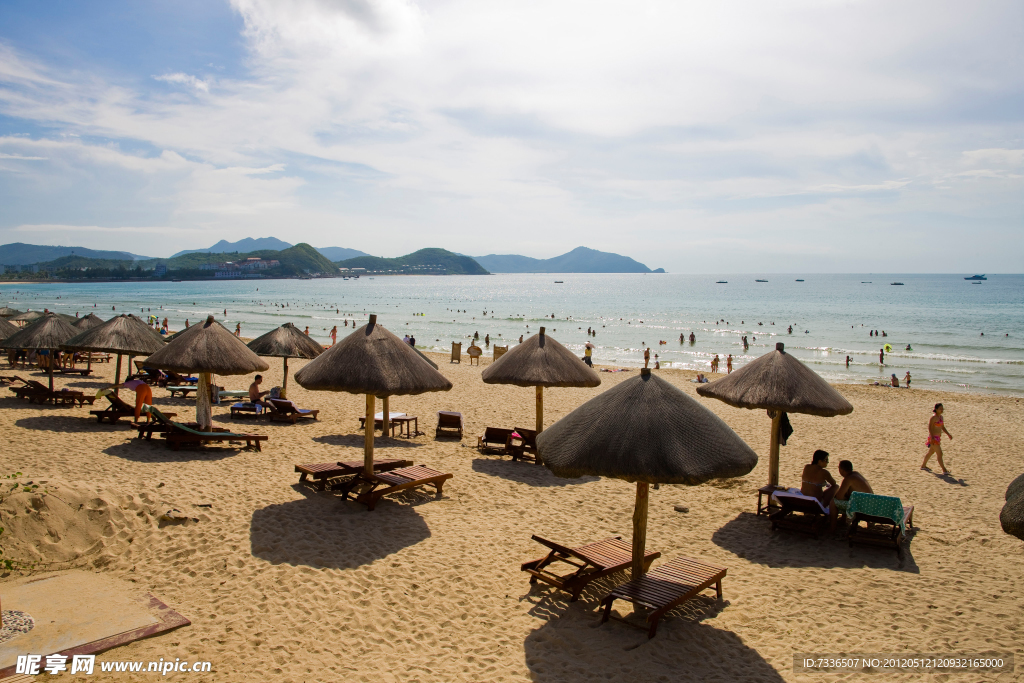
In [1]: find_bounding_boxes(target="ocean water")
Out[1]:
[4,273,1022,396]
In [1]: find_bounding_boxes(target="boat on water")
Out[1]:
[554,281,564,283]
[171,279,182,282]
[795,279,804,282]
[755,279,768,282]
[891,282,904,285]
[716,280,728,284]
[861,281,872,283]
[965,274,987,280]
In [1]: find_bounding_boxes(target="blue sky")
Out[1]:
[0,0,1021,272]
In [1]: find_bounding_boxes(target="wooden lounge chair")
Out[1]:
[493,345,508,361]
[338,465,453,511]
[10,378,49,399]
[467,345,482,365]
[267,398,319,424]
[521,535,661,602]
[132,406,218,440]
[83,352,112,364]
[295,458,412,491]
[477,427,514,454]
[600,556,727,638]
[451,342,461,363]
[91,393,175,424]
[229,402,265,419]
[435,411,464,438]
[166,385,197,399]
[508,427,539,462]
[846,492,915,556]
[768,490,829,537]
[134,407,267,450]
[165,370,198,386]
[56,365,92,376]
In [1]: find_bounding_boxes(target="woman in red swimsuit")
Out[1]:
[921,403,952,474]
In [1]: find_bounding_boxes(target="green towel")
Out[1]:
[848,492,907,534]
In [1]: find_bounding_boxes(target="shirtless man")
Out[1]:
[801,450,837,507]
[830,459,872,531]
[248,374,270,407]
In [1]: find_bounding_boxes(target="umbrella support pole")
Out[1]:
[632,482,649,580]
[113,354,123,397]
[364,394,375,476]
[281,357,288,399]
[196,373,213,431]
[48,350,54,393]
[535,385,544,464]
[768,412,781,487]
[382,396,389,437]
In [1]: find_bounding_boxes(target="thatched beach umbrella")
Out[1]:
[63,314,165,388]
[0,317,19,341]
[144,315,268,429]
[9,310,45,326]
[537,368,758,579]
[0,307,21,318]
[73,313,105,330]
[481,327,600,448]
[0,313,80,391]
[696,342,853,487]
[246,323,324,398]
[294,314,452,475]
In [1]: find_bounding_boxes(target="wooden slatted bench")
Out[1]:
[522,535,660,602]
[295,459,411,491]
[339,465,453,511]
[600,556,727,639]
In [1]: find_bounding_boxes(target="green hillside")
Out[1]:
[336,248,488,275]
[8,242,339,280]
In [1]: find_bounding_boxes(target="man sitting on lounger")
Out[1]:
[801,449,837,507]
[830,459,873,532]
[249,375,270,407]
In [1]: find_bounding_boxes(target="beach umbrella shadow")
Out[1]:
[249,487,431,569]
[471,458,598,487]
[523,601,784,682]
[711,512,919,572]
[15,415,109,433]
[101,440,246,463]
[312,433,425,450]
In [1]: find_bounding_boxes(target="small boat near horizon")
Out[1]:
[554,280,564,283]
[795,279,804,282]
[716,280,728,284]
[891,282,904,285]
[755,279,768,282]
[965,274,987,280]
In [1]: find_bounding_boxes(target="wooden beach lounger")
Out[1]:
[768,490,829,537]
[508,427,539,462]
[477,427,514,454]
[435,411,464,438]
[163,422,267,451]
[267,398,319,424]
[295,458,412,491]
[229,402,264,419]
[91,393,175,424]
[846,492,915,556]
[600,556,728,639]
[338,465,453,511]
[166,385,197,399]
[521,536,660,602]
[56,365,92,376]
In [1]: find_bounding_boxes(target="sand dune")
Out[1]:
[1,353,1022,681]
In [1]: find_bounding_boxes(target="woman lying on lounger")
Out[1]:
[801,449,837,507]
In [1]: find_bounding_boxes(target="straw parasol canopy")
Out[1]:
[0,313,80,391]
[295,314,452,475]
[0,307,21,318]
[537,368,758,578]
[9,310,45,325]
[145,315,269,429]
[0,317,19,341]
[73,313,105,330]
[247,323,324,398]
[481,327,600,445]
[696,342,853,486]
[63,314,166,384]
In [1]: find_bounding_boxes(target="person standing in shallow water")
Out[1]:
[330,326,337,345]
[643,347,650,368]
[921,403,952,474]
[726,354,733,373]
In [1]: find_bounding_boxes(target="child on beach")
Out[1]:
[921,403,952,474]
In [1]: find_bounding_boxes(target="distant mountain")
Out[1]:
[166,243,338,276]
[474,247,662,273]
[172,237,294,257]
[316,246,370,261]
[336,248,489,275]
[0,242,151,265]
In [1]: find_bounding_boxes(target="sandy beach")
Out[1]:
[1,353,1022,682]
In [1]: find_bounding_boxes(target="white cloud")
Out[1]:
[153,72,212,93]
[13,224,196,234]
